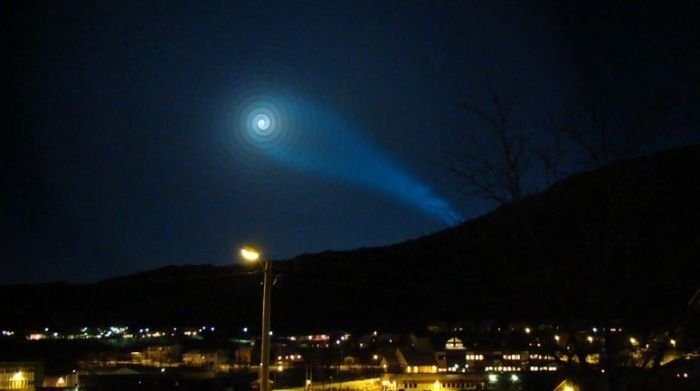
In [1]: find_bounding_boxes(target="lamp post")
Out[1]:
[240,245,272,391]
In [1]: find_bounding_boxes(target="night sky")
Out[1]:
[3,1,699,284]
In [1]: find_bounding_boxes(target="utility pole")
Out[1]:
[261,260,272,391]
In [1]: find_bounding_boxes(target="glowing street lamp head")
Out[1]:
[240,246,261,262]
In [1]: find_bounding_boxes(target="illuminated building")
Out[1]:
[382,373,486,391]
[445,337,465,350]
[396,348,441,374]
[182,349,227,368]
[41,373,79,388]
[0,362,43,390]
[553,380,580,391]
[235,345,254,366]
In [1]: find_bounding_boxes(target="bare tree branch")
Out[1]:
[448,93,529,205]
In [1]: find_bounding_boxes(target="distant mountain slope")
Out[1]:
[3,145,699,333]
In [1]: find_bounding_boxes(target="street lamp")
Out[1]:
[240,245,272,391]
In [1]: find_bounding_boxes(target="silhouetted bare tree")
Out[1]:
[446,79,699,390]
[447,92,529,205]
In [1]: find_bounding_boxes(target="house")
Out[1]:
[382,373,486,391]
[42,373,79,389]
[0,362,43,390]
[182,349,227,368]
[131,344,183,366]
[553,380,581,391]
[445,338,465,351]
[235,345,253,366]
[396,347,439,374]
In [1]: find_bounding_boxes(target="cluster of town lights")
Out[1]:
[13,325,222,341]
[487,373,520,384]
[277,354,303,361]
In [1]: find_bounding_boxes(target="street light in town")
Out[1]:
[240,245,272,391]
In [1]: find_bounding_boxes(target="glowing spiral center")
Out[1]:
[252,113,273,136]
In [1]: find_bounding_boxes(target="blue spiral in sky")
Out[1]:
[224,88,460,223]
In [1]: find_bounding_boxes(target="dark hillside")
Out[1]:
[3,145,699,333]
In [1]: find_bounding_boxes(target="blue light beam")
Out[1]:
[230,92,460,224]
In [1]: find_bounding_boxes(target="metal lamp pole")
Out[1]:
[240,246,272,391]
[260,259,272,391]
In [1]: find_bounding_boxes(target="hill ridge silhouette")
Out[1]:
[3,145,699,333]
